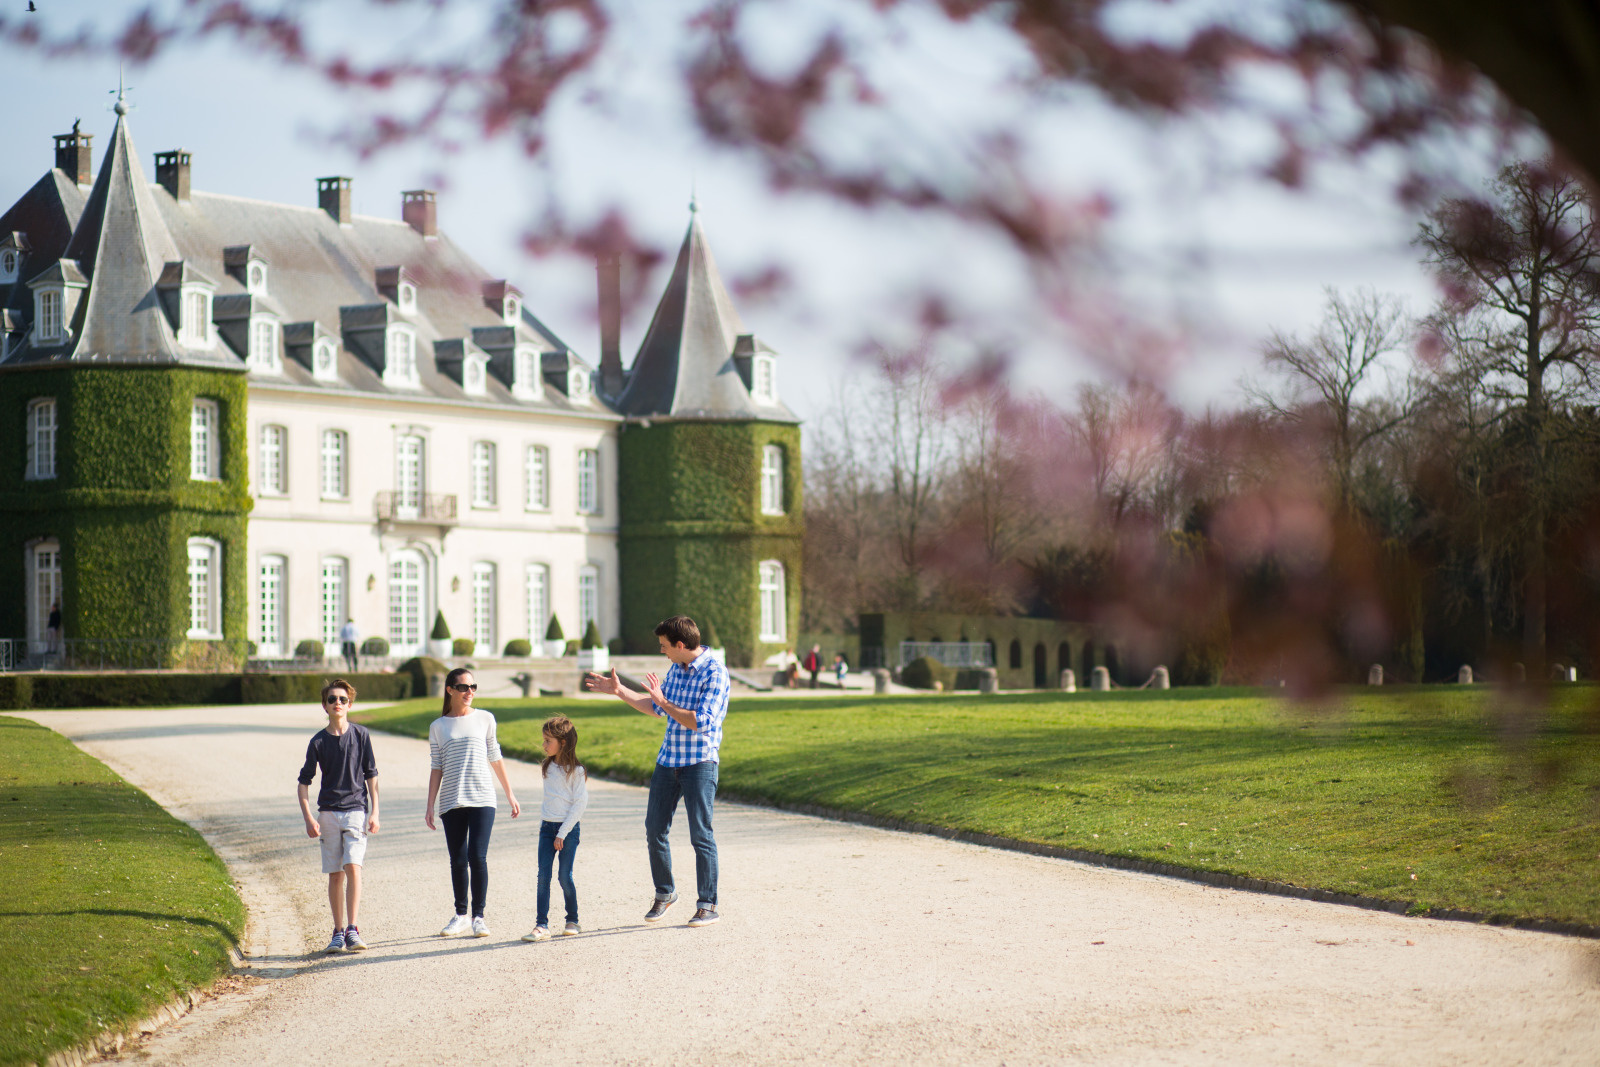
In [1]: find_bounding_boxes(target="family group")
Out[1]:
[294,615,732,952]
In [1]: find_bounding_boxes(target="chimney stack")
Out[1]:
[317,176,353,225]
[54,128,93,185]
[597,253,624,397]
[155,150,191,201]
[402,190,437,237]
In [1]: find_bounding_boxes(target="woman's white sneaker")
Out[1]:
[471,916,490,937]
[439,914,471,937]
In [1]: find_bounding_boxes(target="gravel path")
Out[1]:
[20,705,1600,1066]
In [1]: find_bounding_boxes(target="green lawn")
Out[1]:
[0,716,245,1066]
[358,687,1600,926]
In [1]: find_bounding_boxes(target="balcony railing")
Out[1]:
[374,491,457,525]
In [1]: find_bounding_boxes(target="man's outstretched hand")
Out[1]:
[643,671,667,706]
[584,668,621,695]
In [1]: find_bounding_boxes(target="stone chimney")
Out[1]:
[155,150,191,202]
[597,253,623,397]
[318,176,353,225]
[54,128,93,185]
[402,190,437,237]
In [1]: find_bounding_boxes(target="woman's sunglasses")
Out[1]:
[450,683,478,693]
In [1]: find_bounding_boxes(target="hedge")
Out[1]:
[0,671,411,709]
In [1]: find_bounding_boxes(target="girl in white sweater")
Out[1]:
[522,715,588,941]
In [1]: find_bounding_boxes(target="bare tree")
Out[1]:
[872,356,953,607]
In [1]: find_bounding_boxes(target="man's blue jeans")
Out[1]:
[536,820,579,926]
[645,760,718,909]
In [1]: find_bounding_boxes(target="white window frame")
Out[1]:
[248,315,280,374]
[258,424,287,496]
[398,281,418,314]
[463,355,487,397]
[504,295,520,325]
[388,549,427,656]
[471,441,497,509]
[578,564,599,637]
[257,554,286,658]
[320,556,347,649]
[472,561,497,652]
[758,560,786,641]
[180,287,213,348]
[568,367,590,400]
[577,448,600,515]
[525,563,549,645]
[760,444,784,515]
[27,540,61,654]
[186,537,224,640]
[385,325,419,387]
[512,346,540,400]
[753,355,777,403]
[27,398,57,481]
[320,429,348,500]
[190,399,220,481]
[35,288,62,343]
[0,250,16,282]
[525,445,549,511]
[312,339,338,381]
[246,261,268,294]
[396,434,425,515]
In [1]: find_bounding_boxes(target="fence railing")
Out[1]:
[899,641,994,668]
[0,638,189,672]
[373,491,458,525]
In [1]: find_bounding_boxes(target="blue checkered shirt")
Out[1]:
[652,649,731,766]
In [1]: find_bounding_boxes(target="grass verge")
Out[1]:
[358,686,1600,927]
[0,716,245,1066]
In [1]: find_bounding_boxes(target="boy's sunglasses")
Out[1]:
[325,694,350,705]
[450,683,478,693]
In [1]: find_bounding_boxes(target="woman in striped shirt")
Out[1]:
[425,667,521,937]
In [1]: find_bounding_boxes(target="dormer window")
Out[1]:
[398,282,417,314]
[464,355,488,397]
[513,346,540,400]
[0,233,29,284]
[504,295,520,325]
[181,288,213,348]
[385,325,419,387]
[753,355,777,403]
[568,367,591,400]
[248,316,281,374]
[36,289,62,342]
[247,262,268,294]
[313,339,338,381]
[0,251,16,282]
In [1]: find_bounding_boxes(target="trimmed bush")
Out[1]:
[452,637,475,657]
[503,638,532,657]
[360,636,390,656]
[564,639,580,657]
[545,614,564,641]
[240,672,411,705]
[607,637,624,655]
[902,655,954,691]
[294,639,325,660]
[397,656,449,695]
[581,620,603,650]
[431,611,451,641]
[247,640,258,656]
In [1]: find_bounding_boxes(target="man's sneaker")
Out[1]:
[687,908,720,927]
[644,896,677,922]
[521,926,550,942]
[563,921,581,936]
[343,926,367,951]
[439,914,471,937]
[324,930,346,954]
[471,916,490,938]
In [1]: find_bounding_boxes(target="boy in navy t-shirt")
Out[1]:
[296,679,379,953]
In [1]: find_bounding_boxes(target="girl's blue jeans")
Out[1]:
[537,820,580,925]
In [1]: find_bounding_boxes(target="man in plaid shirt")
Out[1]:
[584,614,731,927]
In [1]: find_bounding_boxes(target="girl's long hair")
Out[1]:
[540,715,582,778]
[441,666,474,716]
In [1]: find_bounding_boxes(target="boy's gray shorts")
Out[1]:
[318,809,368,873]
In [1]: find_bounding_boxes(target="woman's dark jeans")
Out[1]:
[440,805,495,917]
[536,820,580,926]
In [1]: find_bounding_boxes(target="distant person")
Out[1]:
[426,667,520,938]
[833,651,848,688]
[583,614,731,928]
[296,679,380,954]
[522,715,588,942]
[46,601,61,655]
[803,644,822,689]
[785,659,800,688]
[339,618,361,672]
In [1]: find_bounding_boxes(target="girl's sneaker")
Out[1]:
[343,926,367,951]
[439,914,471,937]
[563,922,581,936]
[324,930,346,954]
[521,926,550,942]
[471,916,490,938]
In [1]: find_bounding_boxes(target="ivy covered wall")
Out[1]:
[0,366,251,664]
[618,419,802,665]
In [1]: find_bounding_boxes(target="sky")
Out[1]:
[0,0,1513,427]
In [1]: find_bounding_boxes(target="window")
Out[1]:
[247,262,267,294]
[27,399,56,480]
[526,564,549,643]
[753,355,777,402]
[186,538,223,639]
[36,289,61,342]
[396,434,424,514]
[1,250,15,278]
[320,429,347,499]
[313,339,338,380]
[464,358,485,396]
[578,565,599,636]
[28,540,61,654]
[386,327,418,386]
[760,444,784,515]
[758,561,786,641]
[249,317,280,373]
[388,551,425,654]
[257,555,286,657]
[1009,639,1023,670]
[398,282,417,313]
[513,347,539,399]
[181,289,212,347]
[320,557,347,649]
[568,368,590,399]
[472,562,497,651]
[258,425,286,496]
[505,296,520,324]
[577,448,600,515]
[525,445,549,510]
[471,441,497,508]
[190,399,219,480]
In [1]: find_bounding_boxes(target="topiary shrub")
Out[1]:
[581,620,603,650]
[360,636,390,657]
[431,611,451,641]
[295,639,325,660]
[503,638,532,657]
[902,655,953,690]
[545,614,564,641]
[246,640,258,656]
[452,637,475,657]
[564,639,580,657]
[398,656,449,695]
[607,637,623,656]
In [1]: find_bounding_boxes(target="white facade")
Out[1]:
[246,384,620,658]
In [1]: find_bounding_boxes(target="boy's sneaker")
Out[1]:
[471,916,490,938]
[324,930,346,954]
[563,921,581,936]
[343,926,367,951]
[521,926,550,942]
[644,896,677,922]
[439,914,471,937]
[687,908,720,927]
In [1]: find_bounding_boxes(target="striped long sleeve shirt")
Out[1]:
[429,710,503,814]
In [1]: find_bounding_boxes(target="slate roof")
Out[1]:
[614,209,797,423]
